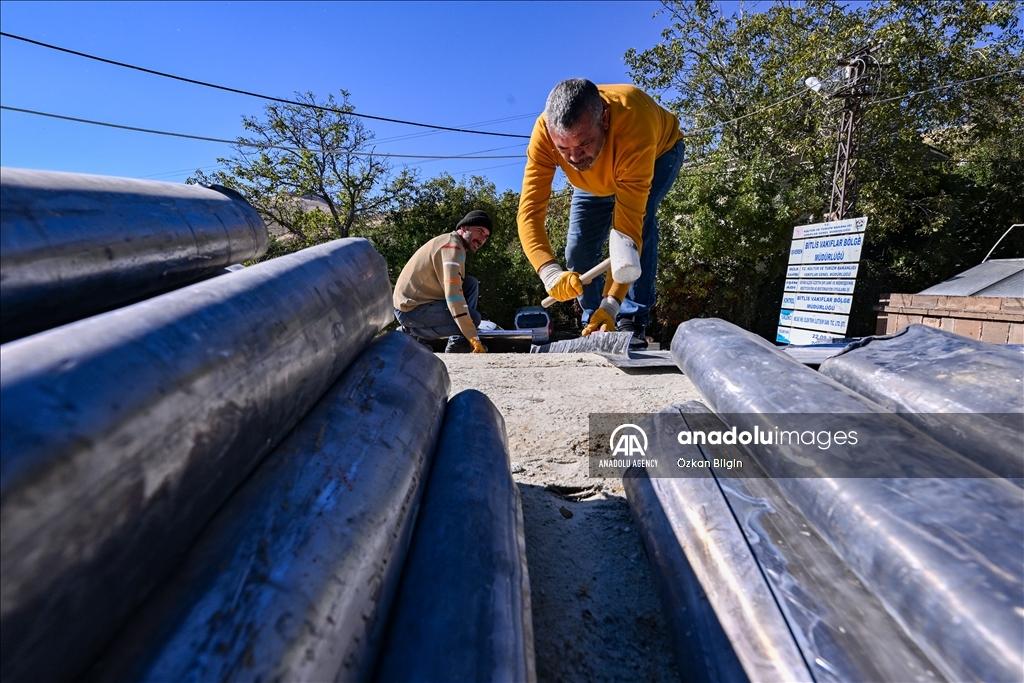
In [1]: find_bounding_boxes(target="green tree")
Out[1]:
[626,0,1022,342]
[536,183,582,333]
[366,172,546,329]
[189,91,408,258]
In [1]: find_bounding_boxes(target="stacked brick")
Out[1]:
[875,293,1024,344]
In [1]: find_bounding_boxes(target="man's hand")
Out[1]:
[547,271,584,302]
[470,338,488,354]
[582,308,616,335]
[582,296,621,336]
[539,262,584,302]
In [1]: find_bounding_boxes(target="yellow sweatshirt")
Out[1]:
[517,84,682,301]
[393,232,479,340]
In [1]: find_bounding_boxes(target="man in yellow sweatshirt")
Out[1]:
[393,210,490,353]
[517,79,685,350]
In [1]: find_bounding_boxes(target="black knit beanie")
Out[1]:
[456,210,493,234]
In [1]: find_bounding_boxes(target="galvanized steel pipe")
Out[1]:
[819,324,1024,480]
[374,389,536,683]
[87,332,450,683]
[0,238,391,682]
[629,402,944,682]
[671,318,1024,683]
[0,168,268,342]
[625,406,808,683]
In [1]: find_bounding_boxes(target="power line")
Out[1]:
[402,143,528,169]
[679,67,1019,137]
[0,31,531,140]
[683,90,808,136]
[867,68,1021,106]
[455,160,528,175]
[680,69,872,136]
[373,112,540,146]
[0,106,526,159]
[139,163,225,180]
[5,68,1015,170]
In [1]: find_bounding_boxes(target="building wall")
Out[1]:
[875,294,1024,344]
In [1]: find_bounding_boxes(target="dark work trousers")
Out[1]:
[394,275,482,339]
[565,138,685,328]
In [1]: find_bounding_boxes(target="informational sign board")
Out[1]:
[778,216,867,345]
[780,292,853,315]
[776,326,837,346]
[787,263,860,279]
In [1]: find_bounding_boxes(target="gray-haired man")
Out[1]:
[517,78,685,349]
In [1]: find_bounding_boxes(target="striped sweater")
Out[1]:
[393,232,479,340]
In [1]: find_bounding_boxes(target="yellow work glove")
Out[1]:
[469,338,488,354]
[582,296,621,336]
[538,262,584,303]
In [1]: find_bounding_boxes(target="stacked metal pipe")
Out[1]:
[374,389,536,683]
[87,332,450,682]
[819,323,1024,480]
[663,318,1023,683]
[1,168,268,342]
[1,227,392,680]
[627,403,945,683]
[624,409,785,683]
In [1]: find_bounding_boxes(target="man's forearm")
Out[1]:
[451,310,479,340]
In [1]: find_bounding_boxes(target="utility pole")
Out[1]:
[827,45,881,221]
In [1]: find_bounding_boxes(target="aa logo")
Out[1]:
[610,424,648,458]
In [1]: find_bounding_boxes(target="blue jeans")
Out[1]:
[394,275,482,339]
[565,139,685,328]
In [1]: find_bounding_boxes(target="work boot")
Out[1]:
[445,335,472,353]
[617,318,649,351]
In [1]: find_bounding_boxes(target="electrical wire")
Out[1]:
[401,143,528,169]
[0,31,531,139]
[4,29,1015,148]
[867,68,1022,106]
[683,90,808,136]
[679,67,1019,137]
[454,160,528,175]
[373,112,540,146]
[0,106,526,159]
[139,163,225,180]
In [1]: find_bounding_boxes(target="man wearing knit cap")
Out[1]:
[517,79,685,349]
[393,210,492,353]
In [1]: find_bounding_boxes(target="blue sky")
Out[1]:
[1,1,670,193]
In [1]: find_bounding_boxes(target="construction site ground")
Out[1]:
[440,352,702,683]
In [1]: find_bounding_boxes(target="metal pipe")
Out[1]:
[0,168,268,342]
[374,389,536,683]
[671,318,1024,683]
[983,223,1021,263]
[820,324,1024,480]
[624,407,809,683]
[86,332,450,683]
[630,402,944,682]
[0,238,392,683]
